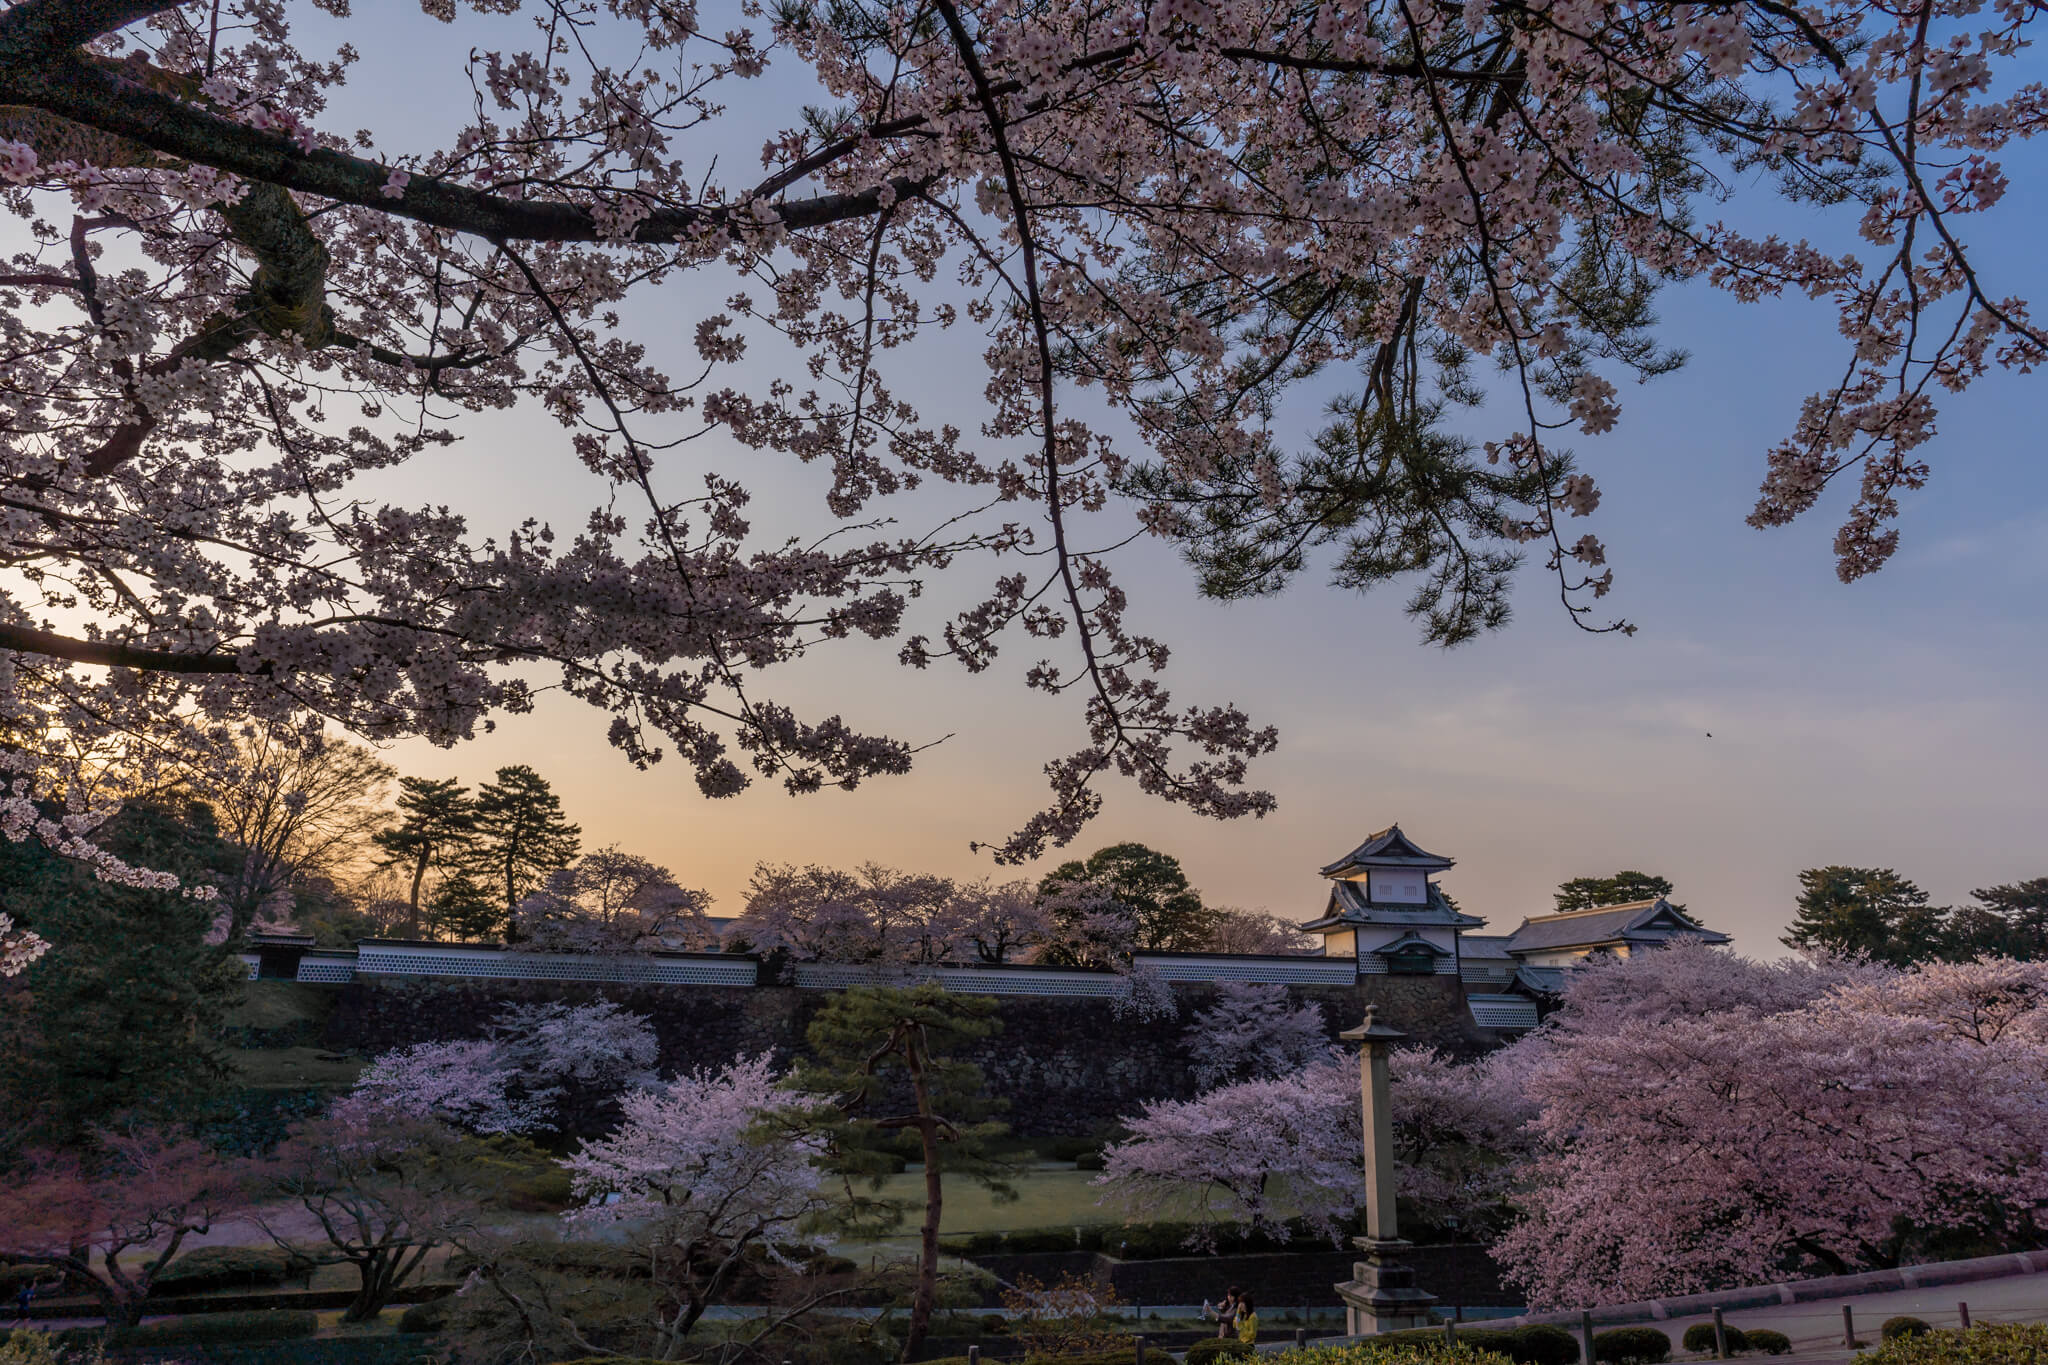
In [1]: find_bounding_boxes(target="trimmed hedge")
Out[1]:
[1682,1324,1750,1355]
[397,1297,455,1334]
[1882,1319,1932,1343]
[942,1217,1364,1261]
[1862,1324,2048,1365]
[1744,1331,1790,1357]
[1383,1325,1581,1365]
[1185,1341,1257,1365]
[111,1309,320,1349]
[149,1246,311,1294]
[1022,1350,1140,1365]
[1592,1328,1672,1365]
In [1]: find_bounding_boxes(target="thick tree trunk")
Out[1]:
[406,850,428,939]
[904,1031,941,1364]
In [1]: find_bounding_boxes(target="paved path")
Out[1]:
[1615,1272,2048,1364]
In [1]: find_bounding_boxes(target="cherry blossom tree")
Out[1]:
[0,912,47,975]
[350,998,659,1135]
[563,1053,830,1358]
[9,0,2042,908]
[1182,981,1335,1086]
[946,877,1052,963]
[731,861,956,963]
[1493,953,2048,1307]
[513,845,717,953]
[0,1128,245,1327]
[250,1107,484,1323]
[1204,909,1317,956]
[1098,1047,1522,1244]
[1098,1059,1364,1244]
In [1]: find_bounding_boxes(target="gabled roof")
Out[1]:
[1513,964,1570,995]
[1503,898,1731,954]
[1459,934,1516,961]
[1320,823,1456,878]
[1302,879,1486,932]
[1370,931,1453,957]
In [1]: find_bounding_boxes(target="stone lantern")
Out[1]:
[1334,1005,1438,1334]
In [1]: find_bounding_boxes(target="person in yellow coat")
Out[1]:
[1235,1295,1260,1348]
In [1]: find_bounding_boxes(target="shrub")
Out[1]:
[502,1166,576,1212]
[0,1330,64,1365]
[1075,1153,1106,1172]
[1186,1342,1257,1365]
[1682,1324,1750,1355]
[109,1309,320,1348]
[1232,1345,1522,1365]
[1382,1326,1578,1365]
[1744,1331,1790,1356]
[1862,1324,2048,1365]
[1511,1326,1586,1365]
[1881,1319,1932,1343]
[1021,1350,1137,1365]
[148,1245,308,1293]
[1593,1328,1672,1364]
[398,1297,456,1334]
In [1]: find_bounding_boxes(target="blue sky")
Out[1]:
[303,6,2048,953]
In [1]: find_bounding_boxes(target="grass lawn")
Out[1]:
[857,1165,1120,1237]
[225,981,341,1032]
[228,1045,366,1091]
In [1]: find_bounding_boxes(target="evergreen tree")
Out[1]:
[425,872,512,943]
[1782,867,1949,966]
[1040,842,1216,950]
[1952,878,2048,961]
[1555,870,1681,912]
[784,986,1014,1363]
[0,801,244,1148]
[464,766,581,940]
[372,777,477,937]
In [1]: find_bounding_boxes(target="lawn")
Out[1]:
[868,1164,1124,1236]
[225,981,341,1032]
[228,1045,366,1091]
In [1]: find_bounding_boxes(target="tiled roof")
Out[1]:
[1372,931,1453,957]
[1514,965,1570,995]
[1468,994,1541,1030]
[1319,823,1456,878]
[1460,934,1516,960]
[1301,879,1486,931]
[1503,898,1731,953]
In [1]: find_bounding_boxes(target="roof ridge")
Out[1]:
[1535,897,1665,921]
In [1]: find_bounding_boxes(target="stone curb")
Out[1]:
[1391,1251,2048,1334]
[1254,1249,2048,1349]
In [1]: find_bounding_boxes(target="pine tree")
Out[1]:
[784,986,1015,1363]
[1555,870,1681,912]
[422,872,505,943]
[1782,867,1947,966]
[371,777,477,938]
[465,766,581,940]
[1955,878,2048,961]
[0,801,244,1146]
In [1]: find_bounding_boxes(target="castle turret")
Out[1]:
[1302,824,1482,975]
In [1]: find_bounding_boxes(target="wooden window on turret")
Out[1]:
[1386,946,1437,975]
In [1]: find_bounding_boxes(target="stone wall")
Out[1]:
[322,971,1494,1138]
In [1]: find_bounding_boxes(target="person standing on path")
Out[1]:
[13,1280,33,1323]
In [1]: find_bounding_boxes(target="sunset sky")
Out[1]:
[324,8,2048,956]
